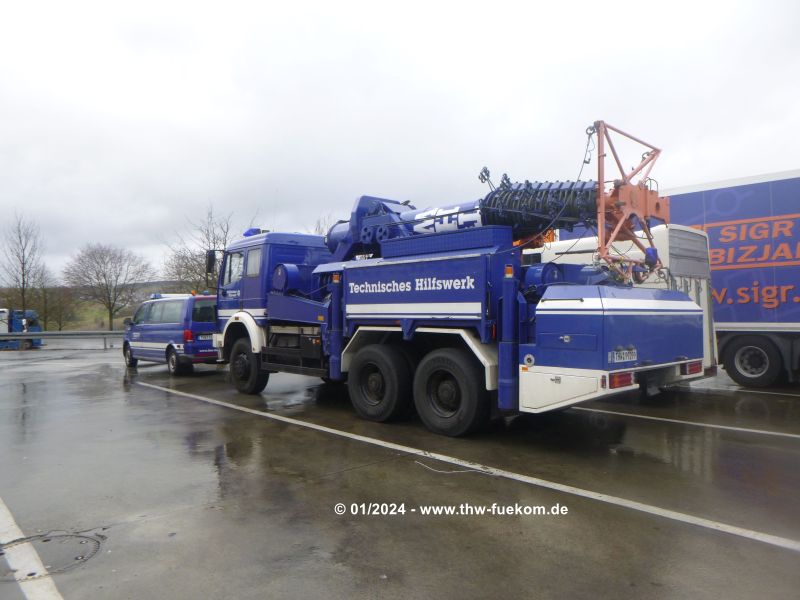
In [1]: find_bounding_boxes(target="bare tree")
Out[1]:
[30,266,56,329]
[49,286,81,331]
[64,244,155,331]
[27,268,82,331]
[1,213,44,311]
[164,205,234,291]
[307,214,335,236]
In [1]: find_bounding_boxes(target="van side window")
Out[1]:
[161,301,183,323]
[246,247,262,277]
[148,303,164,323]
[192,299,216,322]
[133,304,150,325]
[223,252,244,285]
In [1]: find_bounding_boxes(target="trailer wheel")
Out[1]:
[123,344,138,367]
[723,336,782,388]
[413,348,489,437]
[230,338,269,394]
[348,344,411,422]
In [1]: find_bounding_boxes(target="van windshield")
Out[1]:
[192,299,216,322]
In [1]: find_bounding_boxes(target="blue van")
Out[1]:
[123,294,217,375]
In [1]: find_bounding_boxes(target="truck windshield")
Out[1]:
[192,299,216,322]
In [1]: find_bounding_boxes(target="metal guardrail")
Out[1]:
[0,331,123,350]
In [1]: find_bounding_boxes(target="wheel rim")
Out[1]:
[426,369,461,418]
[169,353,177,371]
[232,351,250,381]
[359,363,385,406]
[734,345,769,378]
[125,348,131,363]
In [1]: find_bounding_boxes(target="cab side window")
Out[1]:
[223,252,244,285]
[246,247,262,277]
[133,303,151,325]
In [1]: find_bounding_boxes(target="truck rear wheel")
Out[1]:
[413,348,489,437]
[724,336,782,388]
[230,338,270,394]
[348,344,412,422]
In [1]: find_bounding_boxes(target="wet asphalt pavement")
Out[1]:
[1,340,799,599]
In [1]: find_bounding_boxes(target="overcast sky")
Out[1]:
[1,0,798,277]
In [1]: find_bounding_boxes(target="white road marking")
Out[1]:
[137,381,800,553]
[0,497,64,600]
[572,407,800,440]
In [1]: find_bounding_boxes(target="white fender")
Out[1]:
[341,326,498,390]
[219,311,267,353]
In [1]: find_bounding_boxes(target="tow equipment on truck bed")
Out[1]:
[210,121,711,436]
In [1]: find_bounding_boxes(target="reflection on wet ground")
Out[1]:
[1,346,799,599]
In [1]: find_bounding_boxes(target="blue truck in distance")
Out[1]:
[666,170,800,387]
[0,308,43,350]
[209,177,710,436]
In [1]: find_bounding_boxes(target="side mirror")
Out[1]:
[123,317,132,327]
[205,250,217,275]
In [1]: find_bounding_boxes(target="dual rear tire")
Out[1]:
[348,344,488,436]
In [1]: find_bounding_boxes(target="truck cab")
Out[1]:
[0,309,43,350]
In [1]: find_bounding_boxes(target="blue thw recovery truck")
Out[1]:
[210,122,712,436]
[666,170,800,387]
[0,308,43,350]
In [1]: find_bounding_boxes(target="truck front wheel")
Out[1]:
[724,336,782,388]
[413,348,489,437]
[348,344,412,422]
[230,338,270,394]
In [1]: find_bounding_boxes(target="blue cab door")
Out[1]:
[218,250,245,322]
[240,246,265,317]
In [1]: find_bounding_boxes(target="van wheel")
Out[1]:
[230,338,269,394]
[724,336,782,388]
[348,344,412,422]
[167,348,183,376]
[124,344,138,367]
[21,340,33,351]
[414,348,489,437]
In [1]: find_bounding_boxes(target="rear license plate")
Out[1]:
[197,334,213,341]
[610,350,637,363]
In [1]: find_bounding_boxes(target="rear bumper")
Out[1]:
[182,351,218,364]
[518,361,707,413]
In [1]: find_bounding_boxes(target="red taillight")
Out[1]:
[183,329,194,343]
[681,360,703,375]
[609,372,634,389]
